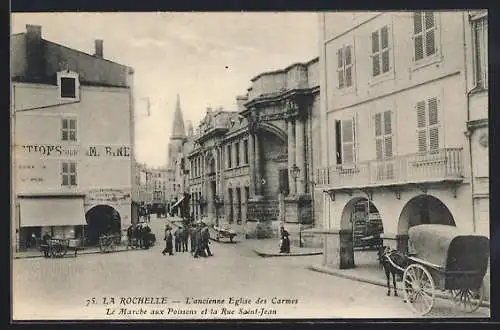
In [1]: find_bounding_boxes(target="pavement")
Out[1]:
[12,215,490,319]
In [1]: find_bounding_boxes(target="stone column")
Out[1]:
[241,186,247,223]
[224,188,231,223]
[248,134,255,197]
[233,187,239,224]
[287,120,297,196]
[254,134,261,196]
[295,118,306,195]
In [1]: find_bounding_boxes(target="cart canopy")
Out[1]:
[408,224,489,273]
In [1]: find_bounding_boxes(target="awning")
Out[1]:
[170,196,185,211]
[19,197,86,227]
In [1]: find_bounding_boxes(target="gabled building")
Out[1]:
[12,25,134,249]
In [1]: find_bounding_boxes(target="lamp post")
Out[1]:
[289,164,302,247]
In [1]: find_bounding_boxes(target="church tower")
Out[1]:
[166,94,186,203]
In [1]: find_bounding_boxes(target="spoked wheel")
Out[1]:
[450,284,484,313]
[402,264,435,316]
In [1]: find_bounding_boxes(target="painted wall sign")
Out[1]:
[17,163,47,183]
[19,144,131,158]
[86,188,131,203]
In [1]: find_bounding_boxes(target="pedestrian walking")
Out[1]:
[279,226,290,253]
[193,223,206,258]
[200,222,213,257]
[190,224,197,254]
[174,226,182,252]
[42,231,51,258]
[181,226,189,252]
[143,224,152,249]
[162,225,174,255]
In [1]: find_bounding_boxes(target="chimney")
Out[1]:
[26,25,42,40]
[94,39,103,58]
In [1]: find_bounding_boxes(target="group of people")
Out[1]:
[126,222,154,249]
[162,221,213,258]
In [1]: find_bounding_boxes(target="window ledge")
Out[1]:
[338,86,356,96]
[368,70,395,87]
[411,55,443,72]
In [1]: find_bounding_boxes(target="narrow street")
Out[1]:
[12,216,490,320]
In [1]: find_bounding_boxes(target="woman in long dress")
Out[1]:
[279,226,290,253]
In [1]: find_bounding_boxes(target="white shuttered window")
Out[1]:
[337,45,354,89]
[416,97,440,153]
[371,26,391,77]
[341,118,356,164]
[413,12,437,62]
[473,17,488,89]
[375,111,394,180]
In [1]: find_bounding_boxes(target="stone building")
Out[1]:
[12,25,134,249]
[185,58,320,242]
[315,12,488,271]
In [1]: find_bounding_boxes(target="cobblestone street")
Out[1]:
[12,216,490,320]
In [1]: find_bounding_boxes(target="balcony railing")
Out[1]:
[315,148,464,189]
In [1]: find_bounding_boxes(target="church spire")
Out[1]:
[171,93,186,140]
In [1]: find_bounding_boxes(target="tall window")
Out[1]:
[413,12,437,62]
[227,145,232,168]
[371,26,391,77]
[473,16,488,89]
[243,139,249,164]
[375,111,394,179]
[335,118,356,165]
[337,45,354,89]
[416,97,440,152]
[61,161,77,186]
[235,142,240,166]
[61,118,77,141]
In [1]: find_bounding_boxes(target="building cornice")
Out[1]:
[242,86,319,115]
[467,118,488,132]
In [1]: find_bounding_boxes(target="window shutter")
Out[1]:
[424,12,434,30]
[374,113,382,136]
[416,101,426,128]
[414,12,423,34]
[342,119,353,143]
[376,139,383,160]
[62,175,69,186]
[383,111,392,135]
[337,48,344,89]
[384,136,393,158]
[69,120,76,130]
[337,48,343,69]
[428,97,438,125]
[62,162,68,173]
[429,127,439,151]
[381,26,389,49]
[341,119,354,164]
[345,46,353,87]
[425,29,436,56]
[418,131,427,152]
[345,46,352,65]
[414,35,424,61]
[62,119,68,129]
[372,31,379,54]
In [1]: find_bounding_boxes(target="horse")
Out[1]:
[377,246,409,297]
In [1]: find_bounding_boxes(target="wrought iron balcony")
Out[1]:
[315,148,464,189]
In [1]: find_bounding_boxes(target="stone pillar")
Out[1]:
[295,118,306,195]
[254,134,261,196]
[233,187,239,224]
[224,188,231,223]
[248,134,255,197]
[241,186,247,223]
[339,229,355,269]
[287,120,297,196]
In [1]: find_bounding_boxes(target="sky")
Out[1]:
[11,12,319,167]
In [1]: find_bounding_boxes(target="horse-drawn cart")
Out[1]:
[391,224,489,315]
[213,224,237,242]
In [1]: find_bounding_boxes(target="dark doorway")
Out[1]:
[85,205,121,246]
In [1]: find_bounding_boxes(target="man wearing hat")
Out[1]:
[200,221,213,257]
[162,224,174,256]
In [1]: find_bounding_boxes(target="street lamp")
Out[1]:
[289,164,302,247]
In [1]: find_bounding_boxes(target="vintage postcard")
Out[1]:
[11,11,490,320]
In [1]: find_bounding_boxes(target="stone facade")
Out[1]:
[183,59,321,241]
[316,12,489,272]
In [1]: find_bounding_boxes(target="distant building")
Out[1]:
[12,25,134,249]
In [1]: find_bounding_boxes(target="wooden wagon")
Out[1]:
[398,224,489,315]
[213,224,237,242]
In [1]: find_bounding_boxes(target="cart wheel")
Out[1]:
[450,284,484,313]
[402,264,435,316]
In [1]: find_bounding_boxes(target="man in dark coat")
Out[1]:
[190,225,197,254]
[200,223,213,257]
[162,225,174,255]
[193,223,206,258]
[135,224,143,248]
[42,231,51,258]
[181,226,189,252]
[143,224,152,249]
[174,226,182,252]
[279,226,290,253]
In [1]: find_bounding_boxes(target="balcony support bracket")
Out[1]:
[447,183,459,199]
[388,186,401,200]
[324,190,336,201]
[360,188,373,201]
[417,184,429,194]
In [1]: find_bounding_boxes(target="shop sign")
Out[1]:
[19,144,131,158]
[86,188,131,203]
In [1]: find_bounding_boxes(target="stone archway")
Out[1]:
[397,194,456,253]
[85,204,121,246]
[339,197,385,269]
